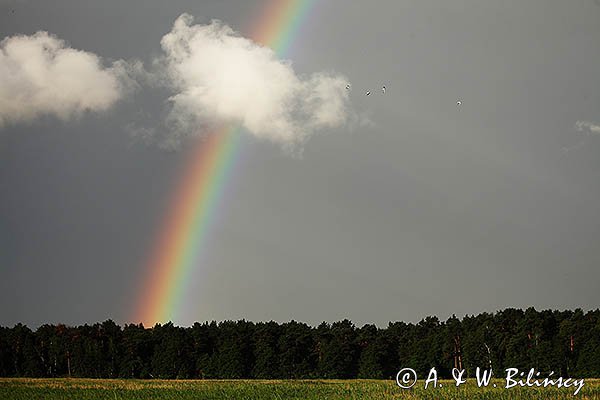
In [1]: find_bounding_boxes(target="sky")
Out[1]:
[1,0,599,328]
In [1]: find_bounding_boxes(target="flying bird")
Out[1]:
[457,100,462,106]
[382,85,386,94]
[346,84,351,90]
[365,91,371,96]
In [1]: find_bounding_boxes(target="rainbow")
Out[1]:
[133,0,317,327]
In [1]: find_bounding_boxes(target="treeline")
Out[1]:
[1,308,599,379]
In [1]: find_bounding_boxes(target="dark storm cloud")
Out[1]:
[1,0,600,327]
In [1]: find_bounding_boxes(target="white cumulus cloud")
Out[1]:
[157,14,350,148]
[0,31,131,127]
[575,120,600,135]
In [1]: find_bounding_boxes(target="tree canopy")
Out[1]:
[1,308,599,379]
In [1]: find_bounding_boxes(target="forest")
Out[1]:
[1,308,599,379]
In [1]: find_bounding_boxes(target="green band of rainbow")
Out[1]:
[134,0,317,326]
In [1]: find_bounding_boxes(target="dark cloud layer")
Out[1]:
[1,0,599,327]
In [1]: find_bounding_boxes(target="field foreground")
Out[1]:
[1,378,600,399]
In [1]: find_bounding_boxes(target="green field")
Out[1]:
[1,378,599,399]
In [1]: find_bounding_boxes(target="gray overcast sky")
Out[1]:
[1,0,599,328]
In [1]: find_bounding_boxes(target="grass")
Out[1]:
[1,378,599,399]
